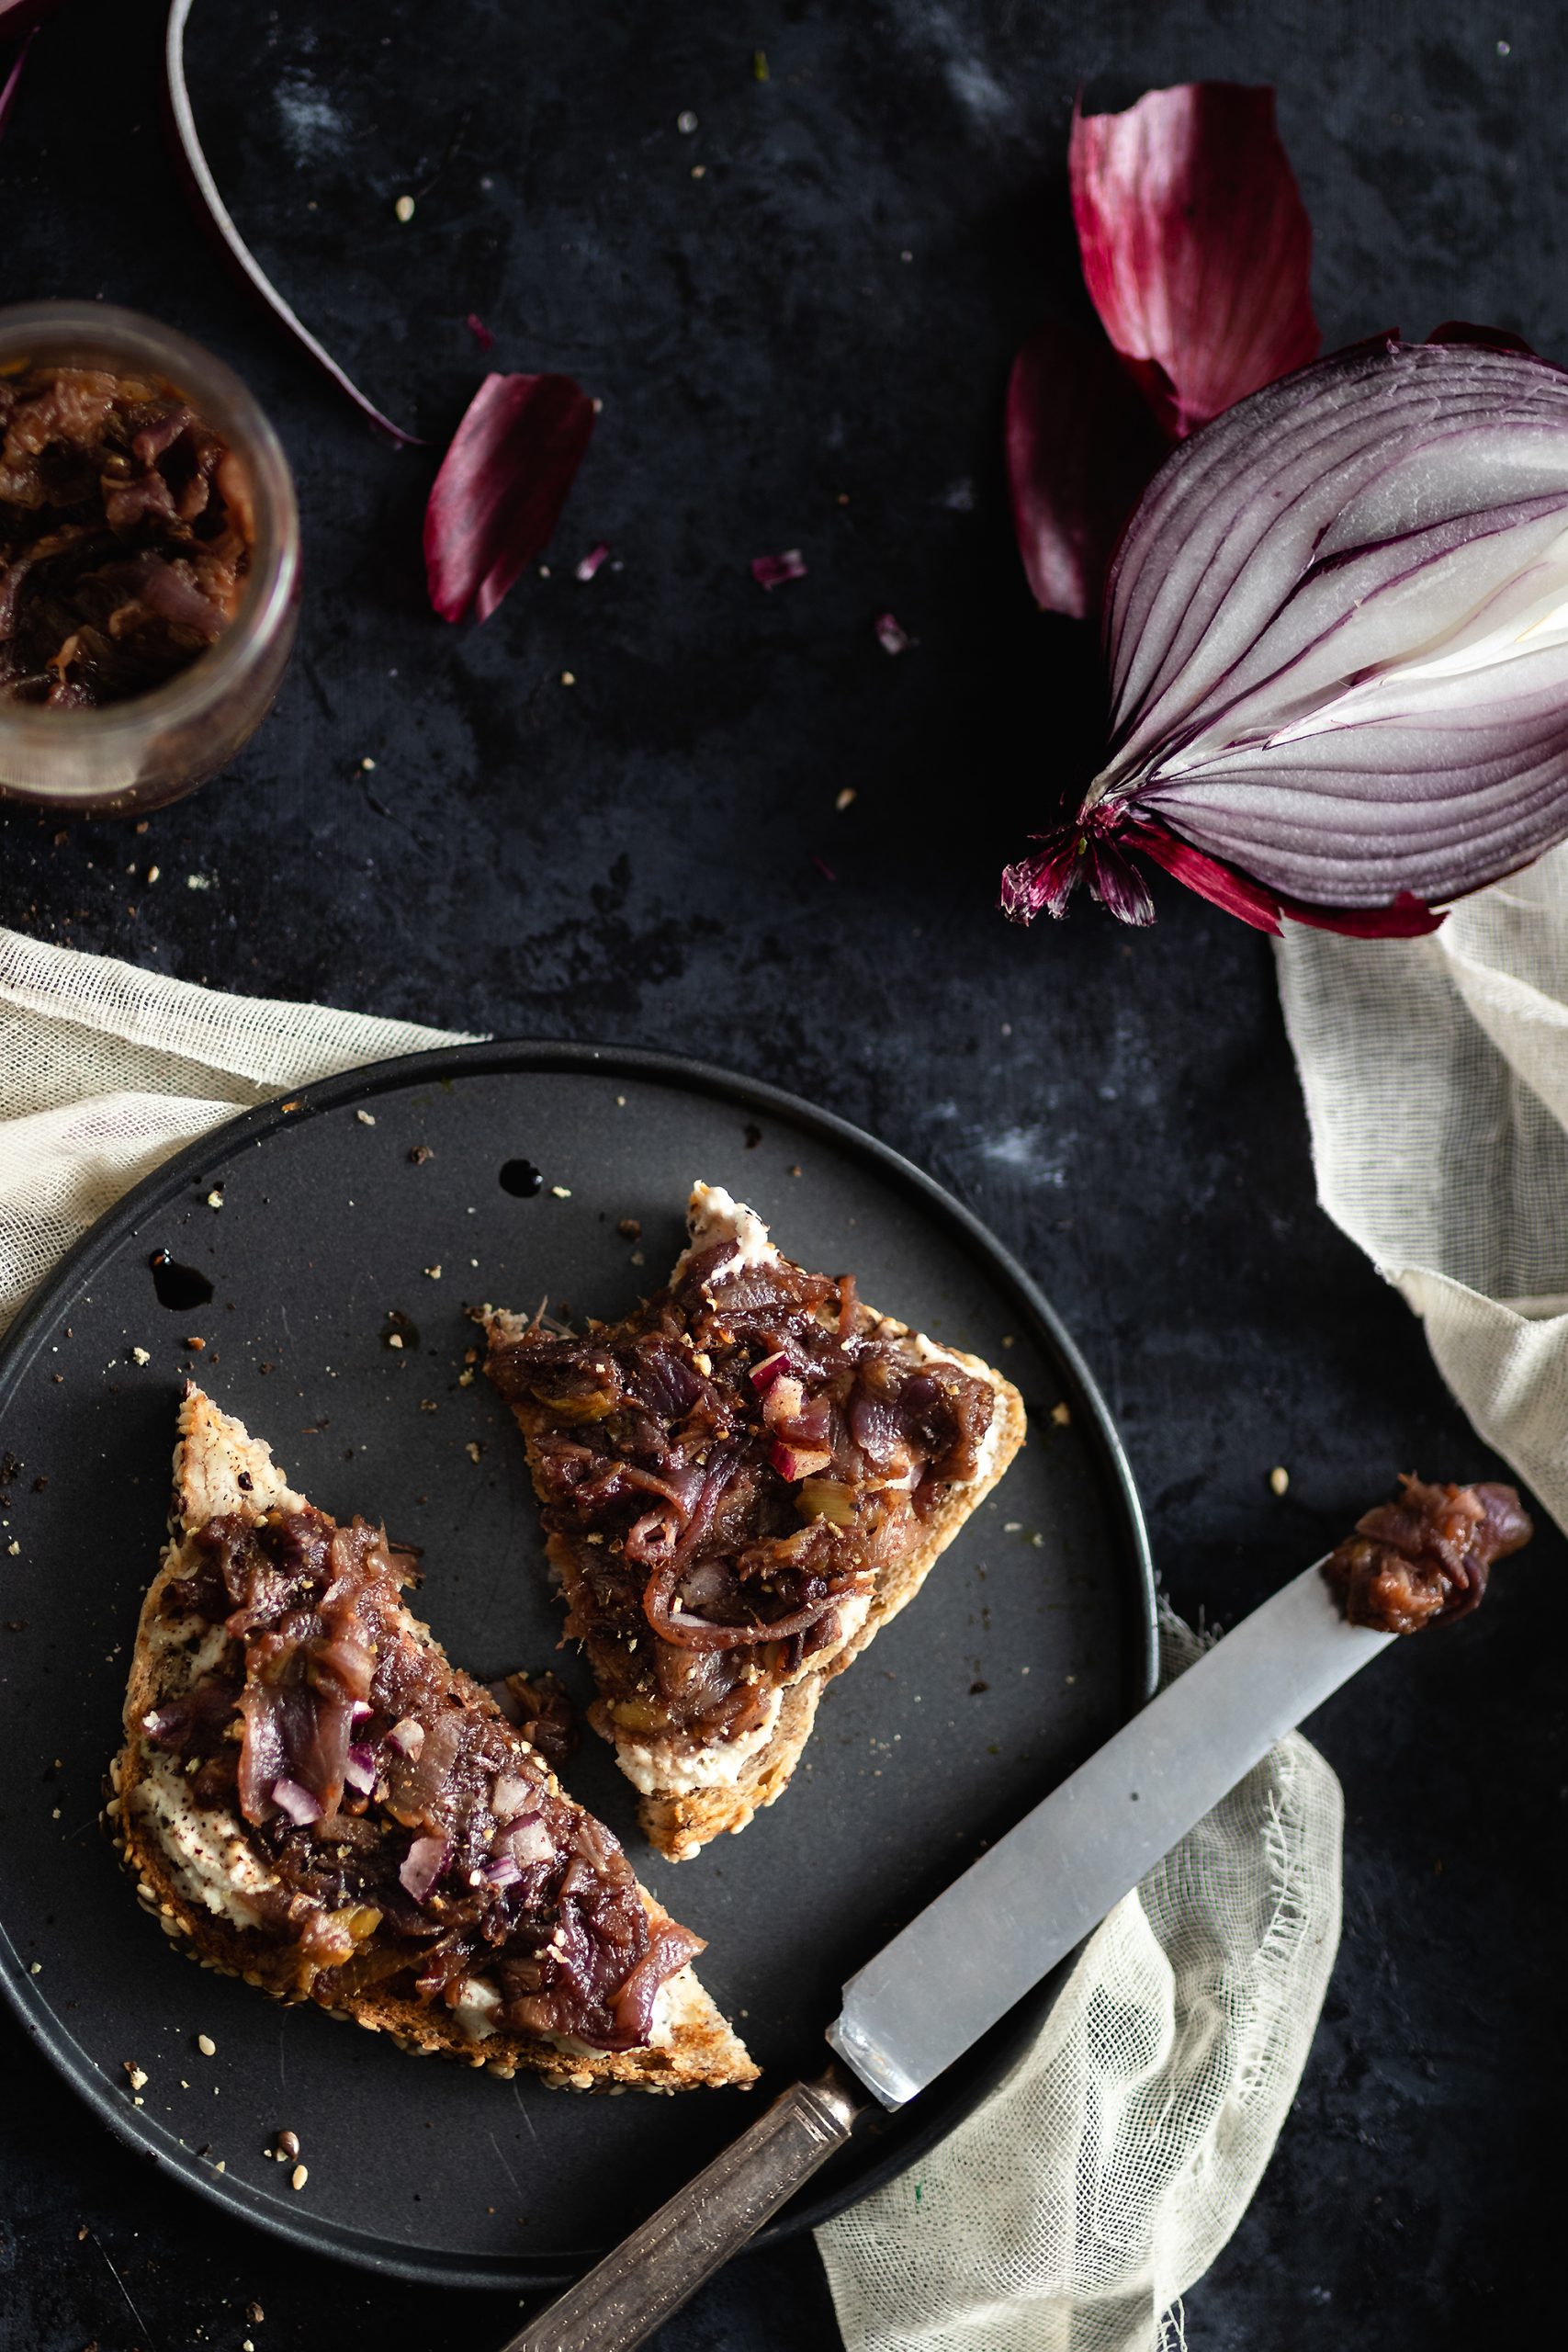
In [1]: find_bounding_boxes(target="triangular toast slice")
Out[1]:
[111,1386,756,2091]
[484,1182,1026,1860]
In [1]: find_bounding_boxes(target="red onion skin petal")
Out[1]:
[0,26,34,139]
[423,371,596,624]
[1131,820,1445,938]
[1069,83,1319,439]
[162,0,423,447]
[1004,318,1170,620]
[0,0,60,37]
[1427,321,1537,357]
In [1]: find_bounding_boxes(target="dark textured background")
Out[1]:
[0,0,1559,2345]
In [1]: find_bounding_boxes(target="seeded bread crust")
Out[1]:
[486,1196,1026,1861]
[111,1386,758,2093]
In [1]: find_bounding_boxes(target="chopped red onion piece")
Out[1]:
[1070,84,1318,439]
[271,1776,322,1826]
[491,1771,533,1821]
[386,1716,425,1761]
[874,612,909,655]
[399,1833,449,1903]
[751,549,807,590]
[423,371,596,623]
[770,1440,833,1482]
[343,1744,377,1794]
[481,1852,522,1888]
[163,0,423,447]
[1005,338,1568,933]
[349,1698,372,1724]
[466,312,495,352]
[575,542,609,582]
[749,1349,793,1392]
[497,1813,555,1869]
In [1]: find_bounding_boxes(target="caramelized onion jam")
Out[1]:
[486,1226,998,1749]
[143,1508,699,2052]
[0,364,251,708]
[1323,1474,1531,1634]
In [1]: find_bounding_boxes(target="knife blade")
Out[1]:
[828,1556,1392,2105]
[505,1556,1392,2352]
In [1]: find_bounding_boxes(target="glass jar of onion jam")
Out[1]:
[0,300,299,816]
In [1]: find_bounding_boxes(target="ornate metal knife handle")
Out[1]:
[502,2067,864,2352]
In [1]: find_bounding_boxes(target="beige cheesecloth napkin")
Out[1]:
[1275,843,1568,1536]
[0,922,1345,2352]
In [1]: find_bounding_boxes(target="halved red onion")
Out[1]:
[1004,337,1568,933]
[399,1833,449,1903]
[343,1744,377,1795]
[1070,84,1318,439]
[271,1776,322,1826]
[163,0,423,447]
[424,371,596,622]
[386,1716,425,1761]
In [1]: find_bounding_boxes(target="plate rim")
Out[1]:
[0,1037,1156,2288]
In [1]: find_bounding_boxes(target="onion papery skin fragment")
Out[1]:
[423,372,596,624]
[1069,83,1319,439]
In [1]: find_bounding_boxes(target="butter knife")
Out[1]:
[504,1560,1393,2351]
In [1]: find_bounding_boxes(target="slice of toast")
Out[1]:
[111,1386,756,2092]
[485,1182,1026,1860]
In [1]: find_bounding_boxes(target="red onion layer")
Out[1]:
[424,372,596,624]
[1069,85,1318,439]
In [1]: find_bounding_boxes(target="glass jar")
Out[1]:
[0,300,299,817]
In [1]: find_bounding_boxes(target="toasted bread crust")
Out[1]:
[486,1197,1026,1861]
[112,1388,757,2092]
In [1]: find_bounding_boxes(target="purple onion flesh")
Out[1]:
[1005,335,1568,933]
[271,1775,322,1826]
[399,1833,449,1903]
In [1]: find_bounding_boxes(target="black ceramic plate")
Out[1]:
[0,1043,1154,2288]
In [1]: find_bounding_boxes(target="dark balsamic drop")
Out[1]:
[743,1123,762,1148]
[499,1159,544,1197]
[149,1250,214,1310]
